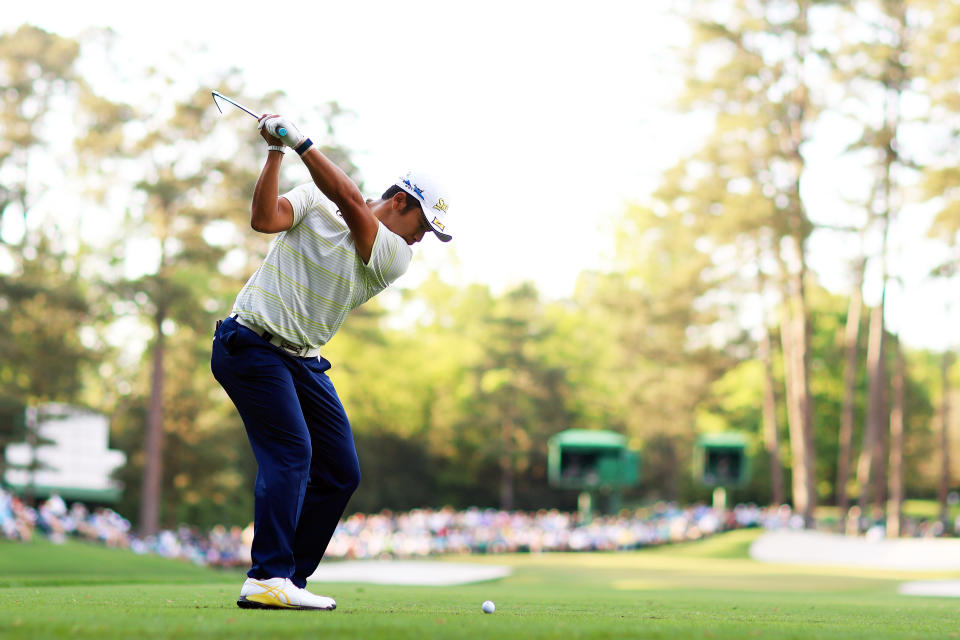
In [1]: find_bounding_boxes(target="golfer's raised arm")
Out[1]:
[258,114,379,262]
[298,148,378,262]
[250,145,294,233]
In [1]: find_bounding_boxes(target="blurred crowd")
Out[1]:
[1,486,954,569]
[0,488,254,567]
[324,502,770,558]
[0,486,775,567]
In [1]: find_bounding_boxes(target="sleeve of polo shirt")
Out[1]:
[279,183,318,229]
[365,222,413,288]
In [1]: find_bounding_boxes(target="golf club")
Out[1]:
[211,90,286,137]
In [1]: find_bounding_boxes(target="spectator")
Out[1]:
[7,486,913,568]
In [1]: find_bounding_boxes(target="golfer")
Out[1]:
[211,113,452,610]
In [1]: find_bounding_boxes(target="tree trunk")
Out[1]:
[886,336,904,538]
[756,259,784,506]
[792,268,817,527]
[862,1,903,514]
[139,308,166,536]
[779,267,816,527]
[760,324,785,506]
[940,352,953,525]
[857,298,886,512]
[873,367,890,509]
[837,270,864,514]
[24,406,38,507]
[778,1,816,528]
[500,414,515,511]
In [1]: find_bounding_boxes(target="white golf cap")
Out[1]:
[396,170,452,242]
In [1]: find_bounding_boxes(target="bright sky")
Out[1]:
[3,1,957,351]
[2,1,688,290]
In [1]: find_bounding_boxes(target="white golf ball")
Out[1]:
[482,600,495,614]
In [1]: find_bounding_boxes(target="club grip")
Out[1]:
[265,119,288,139]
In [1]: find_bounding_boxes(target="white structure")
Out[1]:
[751,529,960,571]
[4,403,126,502]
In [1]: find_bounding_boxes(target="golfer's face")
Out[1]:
[398,208,433,245]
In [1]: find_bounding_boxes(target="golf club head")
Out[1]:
[212,92,226,114]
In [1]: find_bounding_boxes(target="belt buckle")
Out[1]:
[279,339,303,356]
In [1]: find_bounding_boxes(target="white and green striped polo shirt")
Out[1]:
[232,182,413,349]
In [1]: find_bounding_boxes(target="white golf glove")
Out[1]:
[258,115,305,149]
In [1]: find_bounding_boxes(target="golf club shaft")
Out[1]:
[211,91,287,136]
[212,91,258,118]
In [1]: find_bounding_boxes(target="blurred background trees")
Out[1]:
[2,1,960,535]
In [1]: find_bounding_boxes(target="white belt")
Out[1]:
[232,315,322,358]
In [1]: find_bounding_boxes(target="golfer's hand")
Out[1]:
[258,114,305,149]
[258,114,283,145]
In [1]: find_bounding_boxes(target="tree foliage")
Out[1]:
[3,9,960,533]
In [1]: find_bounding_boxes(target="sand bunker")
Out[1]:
[750,530,960,597]
[308,560,511,586]
[750,530,960,571]
[897,580,960,597]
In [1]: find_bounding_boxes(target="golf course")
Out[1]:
[2,529,958,639]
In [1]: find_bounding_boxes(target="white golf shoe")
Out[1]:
[237,577,337,610]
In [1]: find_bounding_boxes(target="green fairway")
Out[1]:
[0,539,243,588]
[2,532,960,639]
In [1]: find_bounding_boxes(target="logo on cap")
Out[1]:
[402,178,425,201]
[431,217,445,231]
[433,198,448,213]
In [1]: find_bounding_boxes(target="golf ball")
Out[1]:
[482,600,495,614]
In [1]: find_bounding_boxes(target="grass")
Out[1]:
[0,539,241,588]
[2,532,960,639]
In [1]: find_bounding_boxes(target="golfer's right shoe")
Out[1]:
[237,577,337,611]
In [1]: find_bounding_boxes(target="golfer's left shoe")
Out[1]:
[237,577,337,610]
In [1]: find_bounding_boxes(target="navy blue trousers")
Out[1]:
[210,316,360,588]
